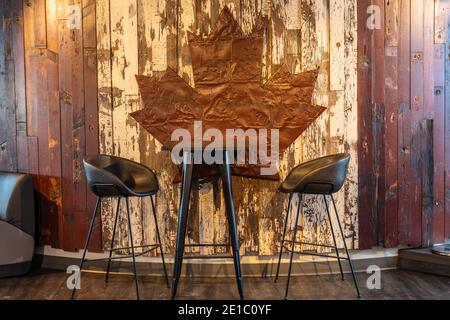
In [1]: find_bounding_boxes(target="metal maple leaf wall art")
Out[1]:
[131,7,325,181]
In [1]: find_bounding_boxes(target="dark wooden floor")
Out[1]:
[0,269,449,300]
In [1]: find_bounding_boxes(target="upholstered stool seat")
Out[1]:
[71,154,169,300]
[83,155,159,197]
[279,154,350,194]
[275,153,360,299]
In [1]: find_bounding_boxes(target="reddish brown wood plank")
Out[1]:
[409,0,424,246]
[23,0,39,137]
[11,0,27,126]
[59,0,84,251]
[433,41,446,243]
[34,0,47,48]
[47,54,64,248]
[383,0,399,247]
[421,119,434,246]
[427,0,445,244]
[45,0,58,53]
[357,0,376,249]
[32,54,63,248]
[17,135,39,174]
[372,0,386,246]
[0,1,18,172]
[397,0,412,245]
[0,61,18,173]
[166,0,179,72]
[444,2,450,239]
[422,0,438,246]
[71,7,87,217]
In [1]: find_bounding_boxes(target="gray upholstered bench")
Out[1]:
[0,172,35,278]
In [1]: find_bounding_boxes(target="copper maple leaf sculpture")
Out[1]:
[131,7,326,181]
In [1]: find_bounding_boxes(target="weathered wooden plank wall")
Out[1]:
[358,0,450,247]
[0,0,101,252]
[1,1,449,255]
[96,0,360,255]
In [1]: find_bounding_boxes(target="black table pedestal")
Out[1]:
[171,150,244,300]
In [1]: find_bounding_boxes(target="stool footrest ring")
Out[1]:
[283,240,339,250]
[282,245,349,260]
[83,244,162,263]
[185,243,231,248]
[110,243,161,252]
[182,254,234,260]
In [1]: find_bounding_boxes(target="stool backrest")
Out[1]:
[83,155,136,197]
[306,153,350,194]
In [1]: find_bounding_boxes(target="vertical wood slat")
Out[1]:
[136,0,169,256]
[46,0,58,53]
[422,0,436,245]
[444,1,450,239]
[435,0,447,44]
[96,0,114,250]
[16,136,39,175]
[59,0,90,251]
[409,0,425,246]
[433,1,446,243]
[423,1,446,244]
[23,0,50,246]
[83,0,101,251]
[357,0,375,249]
[342,0,359,248]
[110,0,144,250]
[72,1,87,216]
[59,0,78,250]
[47,52,63,249]
[383,0,399,247]
[212,0,233,254]
[299,0,320,250]
[23,0,38,137]
[0,0,18,173]
[372,0,386,246]
[31,53,60,247]
[178,0,201,253]
[194,0,215,255]
[422,118,434,246]
[12,0,27,127]
[34,0,47,48]
[397,0,412,245]
[330,0,345,91]
[46,2,63,248]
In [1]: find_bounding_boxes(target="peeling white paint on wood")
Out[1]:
[96,0,115,249]
[97,0,360,255]
[330,0,346,91]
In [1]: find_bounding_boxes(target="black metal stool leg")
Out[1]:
[150,195,170,288]
[171,151,194,300]
[71,196,101,300]
[275,193,293,282]
[125,197,140,300]
[220,150,244,300]
[323,195,345,281]
[285,194,302,300]
[330,195,361,298]
[105,197,121,283]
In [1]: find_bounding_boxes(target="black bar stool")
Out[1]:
[72,154,169,300]
[275,153,360,299]
[171,149,244,300]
